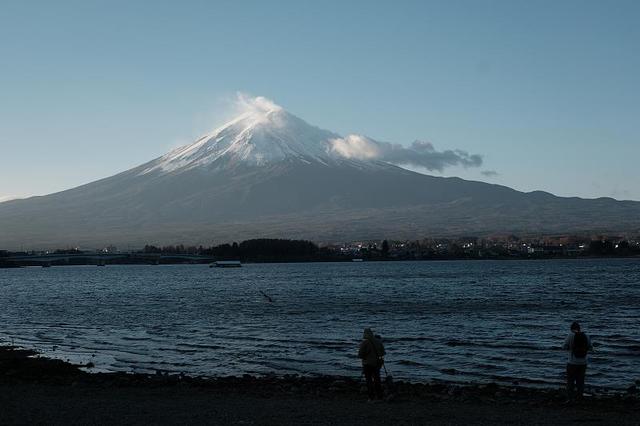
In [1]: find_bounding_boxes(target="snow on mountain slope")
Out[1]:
[140,97,347,175]
[136,95,482,177]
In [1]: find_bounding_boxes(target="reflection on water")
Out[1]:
[0,259,638,389]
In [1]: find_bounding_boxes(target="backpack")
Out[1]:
[572,332,589,358]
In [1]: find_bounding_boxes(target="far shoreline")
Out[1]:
[2,254,639,268]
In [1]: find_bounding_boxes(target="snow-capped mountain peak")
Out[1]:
[140,97,343,175]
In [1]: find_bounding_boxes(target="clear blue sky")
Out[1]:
[1,0,638,201]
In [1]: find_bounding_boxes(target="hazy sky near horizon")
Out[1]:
[1,0,639,202]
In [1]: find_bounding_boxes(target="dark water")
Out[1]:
[1,259,639,389]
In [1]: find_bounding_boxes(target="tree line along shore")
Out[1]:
[2,236,640,267]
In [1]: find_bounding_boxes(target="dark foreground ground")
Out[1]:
[1,346,638,425]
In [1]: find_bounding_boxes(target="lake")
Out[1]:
[1,259,638,389]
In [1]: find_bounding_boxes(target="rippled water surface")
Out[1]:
[1,259,639,388]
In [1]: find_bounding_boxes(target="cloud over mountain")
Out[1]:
[329,135,482,171]
[177,94,484,173]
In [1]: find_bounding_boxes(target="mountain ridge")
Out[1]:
[1,97,639,249]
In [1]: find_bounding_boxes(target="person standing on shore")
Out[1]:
[358,328,385,401]
[562,321,593,400]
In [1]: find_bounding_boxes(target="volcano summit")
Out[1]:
[1,97,639,249]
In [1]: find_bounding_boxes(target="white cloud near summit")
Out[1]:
[328,135,381,160]
[223,94,484,172]
[235,93,283,115]
[329,135,483,171]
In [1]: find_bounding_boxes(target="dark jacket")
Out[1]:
[358,330,385,367]
[563,331,593,365]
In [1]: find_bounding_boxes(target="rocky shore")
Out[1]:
[1,345,638,425]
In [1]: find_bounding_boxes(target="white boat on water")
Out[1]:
[210,260,242,268]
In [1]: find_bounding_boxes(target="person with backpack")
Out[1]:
[358,328,385,401]
[562,321,593,400]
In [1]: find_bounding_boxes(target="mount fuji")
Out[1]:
[1,97,639,249]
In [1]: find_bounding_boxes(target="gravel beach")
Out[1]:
[1,346,638,425]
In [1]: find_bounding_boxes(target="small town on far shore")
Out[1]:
[2,234,639,267]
